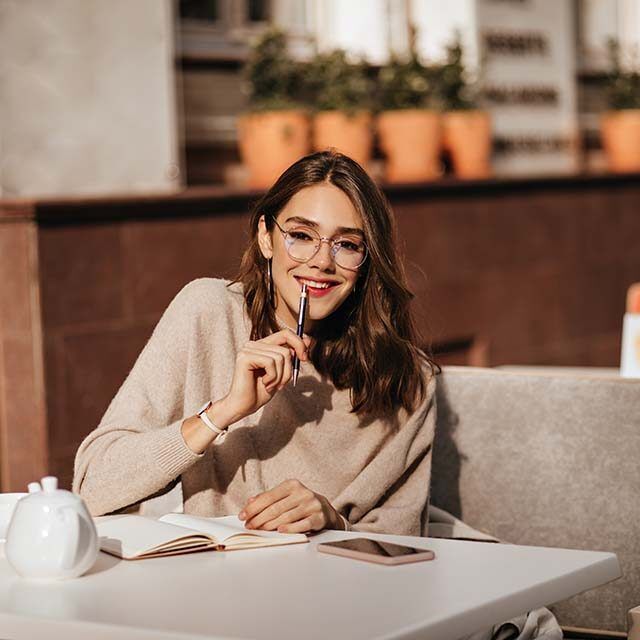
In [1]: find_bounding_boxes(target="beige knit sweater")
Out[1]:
[73,278,436,536]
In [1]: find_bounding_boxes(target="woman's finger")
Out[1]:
[250,345,286,390]
[277,516,314,534]
[239,480,297,522]
[236,348,279,388]
[260,330,309,361]
[276,344,293,388]
[259,503,308,531]
[252,343,294,390]
[245,495,300,530]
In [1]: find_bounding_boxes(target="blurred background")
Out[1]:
[0,0,639,489]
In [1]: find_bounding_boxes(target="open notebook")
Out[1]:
[95,513,308,560]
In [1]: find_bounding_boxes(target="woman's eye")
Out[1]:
[288,230,315,242]
[336,239,362,252]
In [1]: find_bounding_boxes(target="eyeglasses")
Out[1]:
[270,216,368,270]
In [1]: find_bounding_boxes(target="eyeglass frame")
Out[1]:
[268,215,368,270]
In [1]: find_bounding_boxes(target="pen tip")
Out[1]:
[293,370,299,386]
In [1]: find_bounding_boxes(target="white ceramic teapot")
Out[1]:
[5,476,98,580]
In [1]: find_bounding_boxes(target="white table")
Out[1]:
[0,530,620,640]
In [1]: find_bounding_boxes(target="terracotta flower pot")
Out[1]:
[377,110,441,183]
[600,110,640,172]
[237,110,311,188]
[443,110,492,179]
[312,111,373,168]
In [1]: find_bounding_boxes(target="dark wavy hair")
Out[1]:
[232,150,437,417]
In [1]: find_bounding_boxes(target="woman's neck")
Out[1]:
[275,313,296,333]
[274,297,317,334]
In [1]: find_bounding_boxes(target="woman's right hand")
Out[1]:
[219,330,311,425]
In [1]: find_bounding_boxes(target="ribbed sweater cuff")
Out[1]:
[150,419,204,479]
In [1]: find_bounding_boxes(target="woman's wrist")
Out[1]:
[181,397,240,454]
[204,397,239,431]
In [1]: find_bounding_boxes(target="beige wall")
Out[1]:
[0,0,181,197]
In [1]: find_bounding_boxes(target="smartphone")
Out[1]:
[317,537,435,565]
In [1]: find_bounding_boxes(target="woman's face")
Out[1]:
[258,183,364,331]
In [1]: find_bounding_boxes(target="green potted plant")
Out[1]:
[600,38,640,172]
[437,35,492,179]
[238,28,310,188]
[304,49,374,168]
[376,34,441,183]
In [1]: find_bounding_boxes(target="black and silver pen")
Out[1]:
[292,284,308,387]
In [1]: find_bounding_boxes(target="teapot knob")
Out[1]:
[41,476,58,492]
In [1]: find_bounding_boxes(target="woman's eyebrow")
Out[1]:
[284,215,364,236]
[284,215,317,227]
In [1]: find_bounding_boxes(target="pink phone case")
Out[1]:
[317,540,435,565]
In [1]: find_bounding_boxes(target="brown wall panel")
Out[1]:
[0,221,48,490]
[2,174,638,488]
[2,335,47,485]
[393,183,639,368]
[396,194,579,281]
[47,323,157,488]
[122,213,250,317]
[0,222,34,331]
[38,211,253,486]
[39,224,125,328]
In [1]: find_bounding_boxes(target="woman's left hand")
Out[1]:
[238,479,343,533]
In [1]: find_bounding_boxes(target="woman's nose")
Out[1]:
[307,239,335,270]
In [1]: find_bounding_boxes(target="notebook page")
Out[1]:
[95,514,214,559]
[159,513,306,545]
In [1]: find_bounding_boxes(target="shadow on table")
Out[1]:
[85,550,122,576]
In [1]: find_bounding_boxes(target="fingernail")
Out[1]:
[239,511,246,519]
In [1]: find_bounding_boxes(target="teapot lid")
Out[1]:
[23,476,82,506]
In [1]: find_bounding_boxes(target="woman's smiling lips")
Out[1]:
[294,276,341,298]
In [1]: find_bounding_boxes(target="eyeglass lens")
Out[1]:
[283,226,366,269]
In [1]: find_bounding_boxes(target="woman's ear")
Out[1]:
[257,215,273,259]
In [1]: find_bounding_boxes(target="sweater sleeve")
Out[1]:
[333,374,437,537]
[72,280,214,516]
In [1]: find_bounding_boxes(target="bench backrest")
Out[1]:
[432,366,640,632]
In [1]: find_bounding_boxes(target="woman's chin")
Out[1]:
[278,284,350,328]
[309,300,351,323]
[308,298,345,318]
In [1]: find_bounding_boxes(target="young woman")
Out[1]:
[73,149,561,637]
[73,150,438,535]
